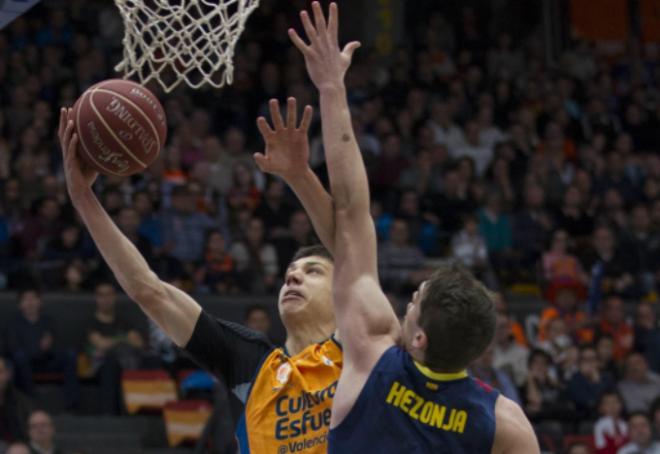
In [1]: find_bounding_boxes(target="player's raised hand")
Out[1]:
[289,2,360,91]
[58,107,98,198]
[254,97,313,180]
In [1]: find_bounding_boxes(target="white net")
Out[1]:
[113,0,260,92]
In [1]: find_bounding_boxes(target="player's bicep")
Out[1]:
[334,209,379,279]
[334,275,400,371]
[140,281,202,347]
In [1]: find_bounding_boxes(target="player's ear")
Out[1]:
[411,328,427,350]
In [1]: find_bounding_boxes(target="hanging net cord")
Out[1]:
[114,0,260,92]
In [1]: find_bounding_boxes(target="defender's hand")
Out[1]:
[254,97,313,180]
[58,107,98,198]
[289,2,360,91]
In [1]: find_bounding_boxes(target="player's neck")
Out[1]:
[284,322,334,356]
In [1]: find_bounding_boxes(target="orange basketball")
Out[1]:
[72,79,167,176]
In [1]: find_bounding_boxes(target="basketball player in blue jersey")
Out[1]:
[289,3,540,453]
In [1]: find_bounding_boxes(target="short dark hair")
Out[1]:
[418,264,496,371]
[628,411,650,423]
[245,304,269,321]
[291,244,333,263]
[17,287,41,301]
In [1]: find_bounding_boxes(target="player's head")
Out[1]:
[402,263,496,372]
[278,245,334,331]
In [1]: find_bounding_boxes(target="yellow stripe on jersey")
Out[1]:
[414,361,468,381]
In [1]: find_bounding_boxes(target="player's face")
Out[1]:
[401,281,427,360]
[278,256,334,326]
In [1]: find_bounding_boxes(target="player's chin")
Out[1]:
[279,295,308,310]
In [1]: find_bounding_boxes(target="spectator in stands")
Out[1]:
[132,190,162,251]
[538,280,592,344]
[116,206,154,265]
[567,345,616,420]
[586,225,638,301]
[6,442,30,454]
[451,213,498,289]
[542,229,588,287]
[634,302,660,373]
[523,349,573,447]
[617,412,660,454]
[512,181,553,271]
[593,391,628,454]
[253,178,294,238]
[18,197,62,261]
[27,410,64,454]
[378,218,430,293]
[161,185,217,277]
[538,317,575,365]
[477,191,513,276]
[85,282,146,414]
[492,292,527,347]
[274,210,316,274]
[226,162,262,213]
[229,217,279,294]
[617,353,660,414]
[596,335,621,379]
[0,357,33,448]
[492,312,529,387]
[470,343,520,404]
[620,204,658,294]
[555,186,594,240]
[6,288,78,409]
[594,295,634,363]
[194,231,239,295]
[41,224,93,290]
[244,304,271,339]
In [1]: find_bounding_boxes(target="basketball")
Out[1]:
[72,79,167,177]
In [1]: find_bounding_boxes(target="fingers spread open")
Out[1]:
[286,97,297,130]
[299,105,313,131]
[328,3,339,44]
[269,99,285,130]
[311,2,328,35]
[256,117,275,138]
[289,28,311,55]
[300,11,319,47]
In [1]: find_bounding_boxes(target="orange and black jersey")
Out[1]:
[185,310,342,454]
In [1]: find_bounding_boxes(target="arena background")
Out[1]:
[0,0,659,453]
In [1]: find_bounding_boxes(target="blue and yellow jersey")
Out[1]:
[185,311,342,454]
[329,346,499,453]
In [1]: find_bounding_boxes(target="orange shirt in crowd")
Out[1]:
[538,307,594,344]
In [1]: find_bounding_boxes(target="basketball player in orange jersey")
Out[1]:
[289,3,540,453]
[57,99,342,453]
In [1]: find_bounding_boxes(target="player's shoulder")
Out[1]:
[492,395,540,454]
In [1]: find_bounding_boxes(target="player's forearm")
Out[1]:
[71,190,162,300]
[286,168,335,254]
[319,84,369,214]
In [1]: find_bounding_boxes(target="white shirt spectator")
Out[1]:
[594,416,628,451]
[617,441,660,454]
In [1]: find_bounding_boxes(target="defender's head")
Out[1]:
[402,263,496,372]
[278,245,334,331]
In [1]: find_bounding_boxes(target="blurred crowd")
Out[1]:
[1,0,660,452]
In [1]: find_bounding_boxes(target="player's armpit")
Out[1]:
[492,396,540,454]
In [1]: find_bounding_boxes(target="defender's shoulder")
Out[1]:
[492,396,540,454]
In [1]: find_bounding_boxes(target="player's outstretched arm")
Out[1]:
[492,396,540,454]
[59,107,200,347]
[290,2,399,365]
[255,98,335,254]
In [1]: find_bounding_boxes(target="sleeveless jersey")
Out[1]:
[236,338,343,454]
[329,346,499,454]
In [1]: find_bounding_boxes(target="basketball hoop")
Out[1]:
[113,0,260,93]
